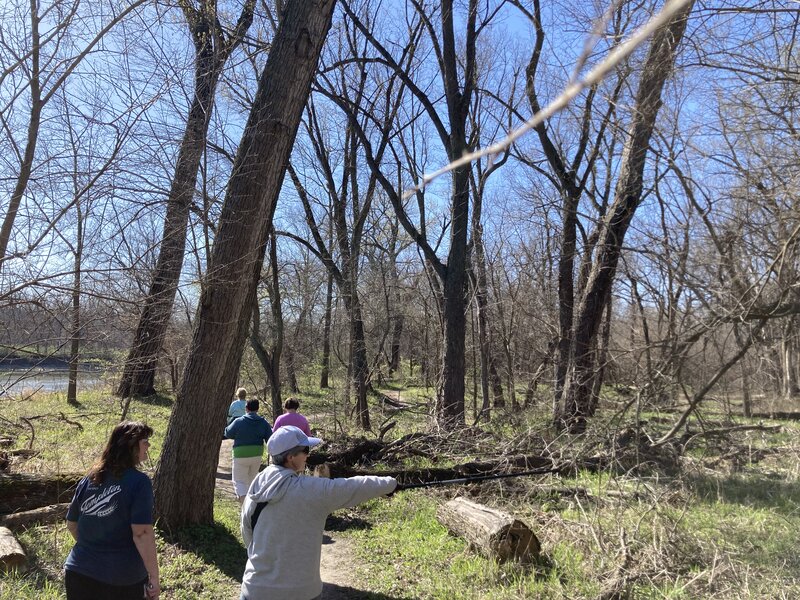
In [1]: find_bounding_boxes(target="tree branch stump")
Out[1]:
[0,526,26,572]
[436,497,539,562]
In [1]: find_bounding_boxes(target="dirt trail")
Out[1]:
[215,440,361,599]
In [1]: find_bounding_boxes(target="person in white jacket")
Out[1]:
[240,425,398,600]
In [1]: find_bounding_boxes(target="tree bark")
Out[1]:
[152,0,336,529]
[436,498,539,563]
[0,503,69,529]
[67,203,83,406]
[562,1,695,431]
[0,4,42,264]
[0,473,80,514]
[117,1,254,398]
[0,526,26,572]
[250,230,284,421]
[320,270,333,388]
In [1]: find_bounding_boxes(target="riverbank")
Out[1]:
[0,355,113,370]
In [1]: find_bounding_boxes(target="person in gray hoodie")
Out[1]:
[239,426,397,600]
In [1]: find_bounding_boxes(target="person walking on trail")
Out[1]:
[64,420,160,600]
[227,387,248,425]
[239,425,398,600]
[225,399,273,503]
[272,397,311,435]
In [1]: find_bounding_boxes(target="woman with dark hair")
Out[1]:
[64,420,160,599]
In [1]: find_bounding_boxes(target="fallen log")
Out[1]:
[376,392,408,409]
[0,473,80,514]
[0,503,70,529]
[748,412,800,421]
[309,454,562,480]
[0,526,26,572]
[5,449,40,459]
[436,497,539,563]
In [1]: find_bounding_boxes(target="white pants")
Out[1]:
[232,455,262,497]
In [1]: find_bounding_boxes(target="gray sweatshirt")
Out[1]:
[240,464,397,600]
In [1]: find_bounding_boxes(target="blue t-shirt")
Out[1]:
[64,468,153,585]
[228,399,247,424]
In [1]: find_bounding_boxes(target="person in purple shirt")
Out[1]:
[272,398,311,436]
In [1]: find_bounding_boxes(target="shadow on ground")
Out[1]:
[325,512,372,532]
[134,392,175,407]
[686,473,800,515]
[166,522,248,581]
[322,583,413,600]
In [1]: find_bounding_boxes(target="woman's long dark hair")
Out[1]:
[87,421,153,484]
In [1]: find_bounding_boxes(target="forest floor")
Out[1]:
[2,384,800,598]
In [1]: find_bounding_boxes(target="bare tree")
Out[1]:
[249,229,284,421]
[342,0,503,428]
[0,0,148,265]
[117,0,256,397]
[558,1,695,431]
[153,0,336,529]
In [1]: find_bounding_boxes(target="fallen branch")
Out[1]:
[682,423,782,451]
[0,503,69,529]
[748,412,800,421]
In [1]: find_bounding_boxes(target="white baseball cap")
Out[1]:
[268,425,322,456]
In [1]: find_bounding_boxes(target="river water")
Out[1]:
[0,368,106,396]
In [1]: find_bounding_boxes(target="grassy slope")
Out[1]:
[1,385,799,599]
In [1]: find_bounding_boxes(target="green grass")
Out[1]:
[342,494,604,599]
[3,381,800,599]
[0,492,245,600]
[1,389,245,599]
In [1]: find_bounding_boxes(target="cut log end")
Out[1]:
[436,497,540,563]
[0,526,27,572]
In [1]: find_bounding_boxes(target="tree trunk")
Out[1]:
[250,297,282,422]
[740,359,752,418]
[388,235,403,375]
[320,270,333,388]
[389,313,403,375]
[284,342,301,393]
[589,287,613,414]
[116,3,252,398]
[0,7,41,265]
[67,209,82,406]
[781,320,800,399]
[248,230,285,421]
[562,1,694,431]
[267,230,284,418]
[437,163,469,428]
[152,0,336,529]
[344,294,371,430]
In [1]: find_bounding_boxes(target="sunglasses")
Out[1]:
[300,446,310,454]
